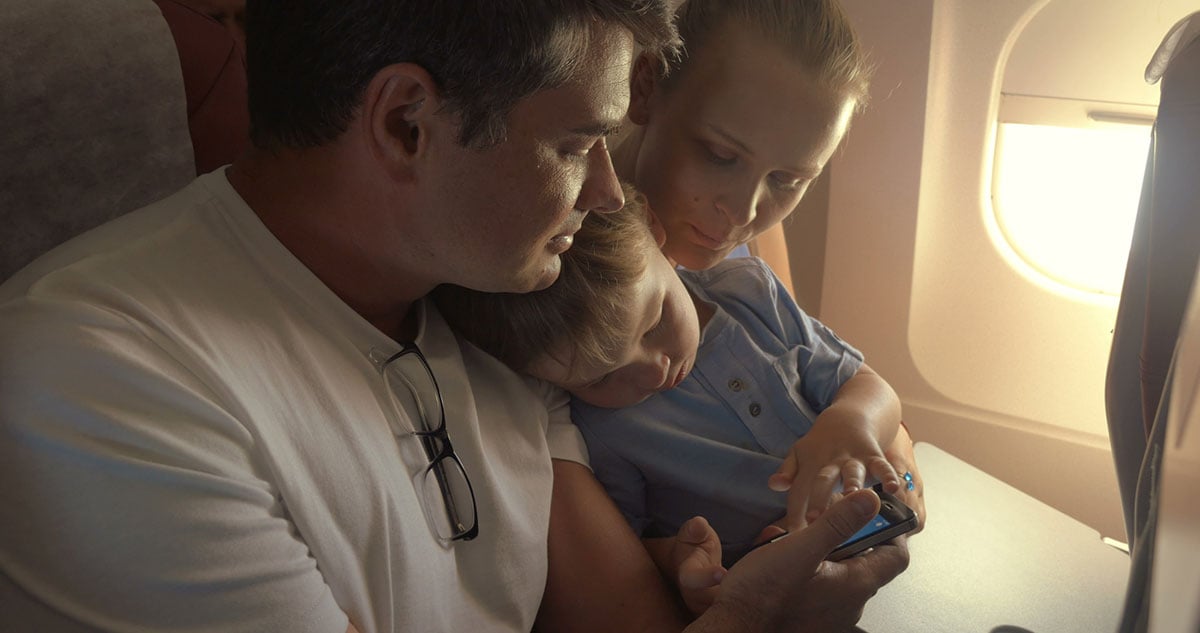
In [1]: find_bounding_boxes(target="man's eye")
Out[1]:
[564,136,607,159]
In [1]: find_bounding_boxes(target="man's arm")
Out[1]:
[536,459,692,632]
[538,466,910,632]
[0,304,351,632]
[690,489,910,632]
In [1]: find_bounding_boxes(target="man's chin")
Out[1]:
[529,255,563,291]
[464,255,562,294]
[496,256,562,293]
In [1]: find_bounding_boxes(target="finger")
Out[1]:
[678,516,713,546]
[769,450,799,492]
[805,463,843,523]
[678,559,726,590]
[840,459,866,493]
[867,456,900,493]
[838,535,911,588]
[904,473,927,533]
[753,523,788,546]
[784,485,811,532]
[804,488,881,558]
[678,516,724,563]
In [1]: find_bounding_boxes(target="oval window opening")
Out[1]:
[992,122,1151,296]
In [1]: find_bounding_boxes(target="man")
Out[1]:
[0,1,907,631]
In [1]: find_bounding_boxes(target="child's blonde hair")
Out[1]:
[435,183,658,376]
[666,0,871,108]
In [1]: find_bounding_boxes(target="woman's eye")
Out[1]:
[703,143,737,166]
[770,174,805,192]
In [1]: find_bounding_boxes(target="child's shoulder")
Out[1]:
[683,257,815,340]
[683,256,780,300]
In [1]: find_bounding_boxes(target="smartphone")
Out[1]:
[753,483,918,561]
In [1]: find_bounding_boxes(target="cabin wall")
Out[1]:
[800,0,1129,539]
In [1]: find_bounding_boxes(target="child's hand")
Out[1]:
[767,421,900,530]
[667,516,727,617]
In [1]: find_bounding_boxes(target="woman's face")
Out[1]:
[622,23,857,270]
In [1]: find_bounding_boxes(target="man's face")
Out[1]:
[528,240,702,409]
[418,27,633,293]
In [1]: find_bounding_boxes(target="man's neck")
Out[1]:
[226,148,426,341]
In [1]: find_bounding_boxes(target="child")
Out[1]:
[435,184,902,567]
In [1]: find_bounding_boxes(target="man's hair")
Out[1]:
[664,0,872,108]
[434,183,657,376]
[244,0,679,150]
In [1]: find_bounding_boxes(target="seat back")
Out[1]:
[0,0,195,282]
[1106,11,1200,633]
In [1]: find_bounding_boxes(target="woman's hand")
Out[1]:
[882,424,926,532]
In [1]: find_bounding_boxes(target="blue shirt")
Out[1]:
[572,257,863,565]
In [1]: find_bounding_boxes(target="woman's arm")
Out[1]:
[883,422,927,531]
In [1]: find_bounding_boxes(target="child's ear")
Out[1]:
[628,53,661,125]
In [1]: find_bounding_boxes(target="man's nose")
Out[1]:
[577,142,625,213]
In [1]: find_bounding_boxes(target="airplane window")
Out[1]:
[990,0,1189,297]
[992,121,1150,296]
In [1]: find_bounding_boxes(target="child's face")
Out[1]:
[625,22,857,271]
[529,243,702,409]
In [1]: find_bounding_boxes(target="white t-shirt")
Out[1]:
[0,171,587,632]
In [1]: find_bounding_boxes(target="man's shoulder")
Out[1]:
[0,174,222,303]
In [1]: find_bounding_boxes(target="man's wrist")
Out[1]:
[689,597,767,633]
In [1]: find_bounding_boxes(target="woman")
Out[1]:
[543,0,925,629]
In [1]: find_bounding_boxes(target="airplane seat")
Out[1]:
[0,0,249,284]
[1104,10,1200,632]
[152,0,250,175]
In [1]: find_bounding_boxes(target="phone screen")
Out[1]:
[839,512,894,547]
[748,485,918,560]
[826,485,917,560]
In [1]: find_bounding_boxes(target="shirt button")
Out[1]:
[728,378,744,392]
[749,403,762,417]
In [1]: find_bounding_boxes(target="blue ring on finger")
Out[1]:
[903,471,915,491]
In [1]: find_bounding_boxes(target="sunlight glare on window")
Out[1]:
[993,122,1151,296]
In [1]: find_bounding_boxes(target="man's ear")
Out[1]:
[362,63,441,180]
[628,52,662,126]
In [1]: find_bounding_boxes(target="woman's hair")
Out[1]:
[435,183,658,375]
[665,0,872,107]
[244,0,680,150]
